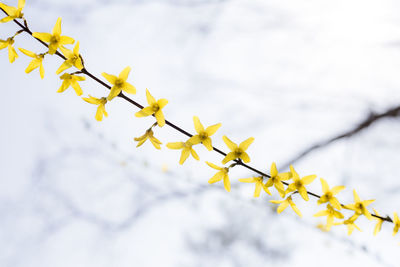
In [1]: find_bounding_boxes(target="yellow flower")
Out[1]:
[187,116,221,151]
[264,162,291,197]
[372,209,383,236]
[314,204,344,231]
[135,89,168,127]
[82,95,108,121]
[18,48,45,78]
[393,212,400,236]
[166,141,199,165]
[0,0,25,23]
[206,162,230,192]
[134,129,162,150]
[286,165,316,201]
[270,196,302,217]
[317,178,345,210]
[102,66,136,100]
[0,37,18,63]
[344,189,375,220]
[33,17,75,55]
[239,176,271,197]
[221,136,254,164]
[335,214,361,235]
[56,42,83,74]
[58,73,85,96]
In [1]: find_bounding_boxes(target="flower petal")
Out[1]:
[166,142,184,149]
[145,88,156,104]
[155,110,165,127]
[270,162,278,177]
[222,135,237,151]
[221,152,236,164]
[102,72,117,85]
[202,138,213,151]
[223,174,231,192]
[239,137,254,151]
[32,32,52,42]
[240,152,250,163]
[119,66,131,81]
[179,148,190,165]
[205,123,221,136]
[193,116,204,133]
[52,17,62,36]
[301,175,317,185]
[206,161,222,170]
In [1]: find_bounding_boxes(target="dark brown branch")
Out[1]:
[2,8,394,224]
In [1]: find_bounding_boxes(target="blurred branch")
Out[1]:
[282,104,400,169]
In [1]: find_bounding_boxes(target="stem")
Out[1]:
[3,9,393,224]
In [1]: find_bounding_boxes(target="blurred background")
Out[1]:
[1,0,400,266]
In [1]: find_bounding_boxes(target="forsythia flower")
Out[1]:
[205,161,230,192]
[264,162,291,197]
[82,95,108,121]
[286,165,317,201]
[18,48,45,78]
[270,196,302,217]
[221,135,254,164]
[344,189,375,220]
[317,178,345,210]
[372,209,383,236]
[335,215,361,235]
[187,116,221,151]
[56,41,83,74]
[393,212,400,236]
[239,176,271,197]
[134,129,162,150]
[33,18,74,55]
[166,141,199,165]
[0,0,25,23]
[135,89,168,127]
[58,73,85,96]
[313,204,344,231]
[102,66,136,100]
[0,37,18,63]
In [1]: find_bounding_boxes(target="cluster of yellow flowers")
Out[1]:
[1,1,400,238]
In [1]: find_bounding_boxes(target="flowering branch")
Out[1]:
[1,2,399,238]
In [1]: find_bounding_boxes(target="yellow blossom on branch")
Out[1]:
[286,165,316,201]
[372,209,383,236]
[0,0,25,23]
[314,204,344,231]
[102,66,136,100]
[317,178,345,210]
[18,48,45,78]
[0,37,18,63]
[205,162,230,192]
[56,41,83,74]
[135,89,168,127]
[221,135,254,164]
[82,95,108,121]
[344,189,375,220]
[264,162,291,197]
[134,129,162,150]
[239,176,271,197]
[58,73,85,96]
[335,214,361,235]
[166,141,199,165]
[270,195,302,217]
[393,212,400,236]
[33,17,74,55]
[187,116,221,151]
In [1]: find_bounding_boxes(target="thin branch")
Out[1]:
[282,105,400,169]
[2,9,394,224]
